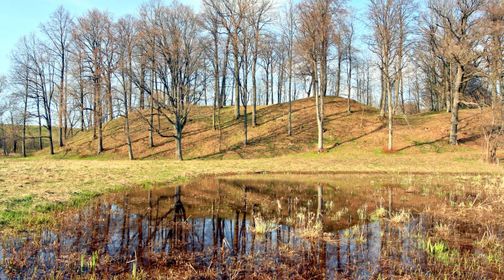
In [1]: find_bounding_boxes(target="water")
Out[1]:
[0,174,497,279]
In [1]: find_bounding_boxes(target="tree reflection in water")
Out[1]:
[0,180,471,279]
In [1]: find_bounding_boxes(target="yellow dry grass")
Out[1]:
[0,97,502,232]
[0,144,501,230]
[34,96,494,160]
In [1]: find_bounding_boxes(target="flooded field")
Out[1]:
[1,173,503,279]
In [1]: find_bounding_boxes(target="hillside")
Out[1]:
[51,97,489,160]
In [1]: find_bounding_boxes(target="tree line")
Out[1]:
[0,0,502,161]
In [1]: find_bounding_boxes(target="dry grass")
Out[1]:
[0,97,502,232]
[29,96,495,160]
[0,148,501,232]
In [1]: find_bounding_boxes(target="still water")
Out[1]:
[0,174,496,279]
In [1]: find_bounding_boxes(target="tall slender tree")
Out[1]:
[41,6,73,147]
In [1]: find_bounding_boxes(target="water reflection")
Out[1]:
[0,179,450,279]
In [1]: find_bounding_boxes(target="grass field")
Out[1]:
[0,97,502,233]
[0,144,501,233]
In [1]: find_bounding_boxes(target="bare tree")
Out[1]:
[239,9,253,145]
[74,10,112,154]
[202,0,222,130]
[368,0,400,151]
[481,0,504,163]
[345,20,354,113]
[27,35,57,155]
[393,0,416,114]
[10,38,33,157]
[134,3,203,160]
[283,0,296,136]
[41,6,73,147]
[298,0,342,152]
[0,75,8,155]
[69,40,89,132]
[482,0,504,109]
[137,1,163,149]
[259,35,275,105]
[429,0,484,145]
[116,16,136,160]
[249,0,272,127]
[102,19,118,122]
[217,0,248,120]
[333,22,346,98]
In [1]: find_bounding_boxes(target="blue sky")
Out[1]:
[0,0,157,75]
[0,0,368,76]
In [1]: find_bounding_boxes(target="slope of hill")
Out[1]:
[50,97,488,160]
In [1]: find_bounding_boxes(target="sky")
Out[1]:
[0,0,368,77]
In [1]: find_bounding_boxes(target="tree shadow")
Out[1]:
[327,123,386,151]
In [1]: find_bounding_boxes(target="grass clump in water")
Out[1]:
[418,238,458,265]
[370,207,387,221]
[389,209,411,224]
[252,214,278,235]
[296,210,323,238]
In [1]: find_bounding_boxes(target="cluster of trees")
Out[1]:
[416,0,504,161]
[0,0,502,161]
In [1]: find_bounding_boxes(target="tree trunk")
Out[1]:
[446,63,453,113]
[252,57,258,127]
[149,97,154,148]
[139,63,145,109]
[128,49,133,113]
[347,51,352,113]
[220,36,231,108]
[394,75,400,114]
[491,77,498,110]
[366,66,371,106]
[175,124,183,161]
[252,26,261,127]
[125,106,134,161]
[37,98,43,150]
[396,21,404,115]
[288,46,293,137]
[449,64,463,145]
[58,51,66,147]
[94,72,103,154]
[278,63,284,103]
[485,136,497,164]
[48,122,55,155]
[233,35,240,119]
[243,105,248,146]
[107,72,113,121]
[123,69,134,161]
[21,71,29,157]
[335,50,342,97]
[79,68,85,132]
[387,76,393,151]
[314,61,323,152]
[212,84,217,130]
[212,31,219,130]
[22,80,28,158]
[271,62,275,104]
[265,64,270,105]
[149,68,155,148]
[380,71,386,117]
[97,117,103,154]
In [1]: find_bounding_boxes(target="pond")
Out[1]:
[0,174,502,279]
